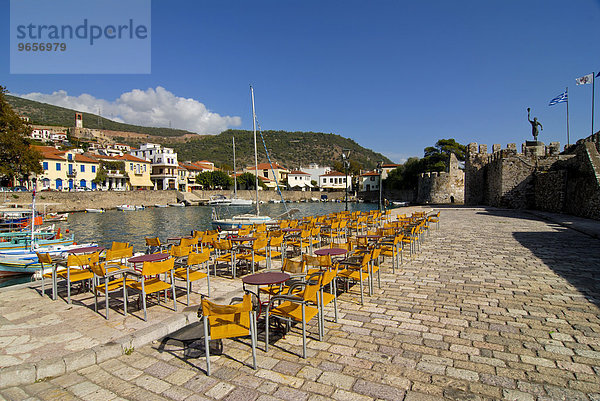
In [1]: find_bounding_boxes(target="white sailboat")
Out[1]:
[212,86,274,230]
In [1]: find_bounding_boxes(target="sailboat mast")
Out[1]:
[251,85,260,216]
[30,179,36,251]
[233,136,237,198]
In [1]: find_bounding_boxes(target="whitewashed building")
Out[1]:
[319,171,351,191]
[132,143,179,190]
[287,170,313,191]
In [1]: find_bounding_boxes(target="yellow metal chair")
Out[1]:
[126,257,177,321]
[145,237,168,254]
[36,252,61,299]
[259,259,306,297]
[57,252,99,304]
[213,239,236,277]
[174,249,211,305]
[89,260,133,319]
[104,246,133,269]
[237,238,268,274]
[338,252,371,305]
[200,292,257,376]
[265,272,323,358]
[110,241,130,251]
[180,236,199,251]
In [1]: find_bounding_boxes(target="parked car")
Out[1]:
[12,186,28,192]
[74,186,92,192]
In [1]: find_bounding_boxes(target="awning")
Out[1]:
[128,173,153,187]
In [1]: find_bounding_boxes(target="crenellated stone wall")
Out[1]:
[465,139,600,220]
[417,153,464,204]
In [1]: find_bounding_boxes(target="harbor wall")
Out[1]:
[2,189,346,213]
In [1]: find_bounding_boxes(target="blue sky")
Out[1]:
[2,0,600,163]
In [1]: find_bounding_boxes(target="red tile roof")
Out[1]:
[320,171,347,177]
[246,162,287,171]
[289,170,309,175]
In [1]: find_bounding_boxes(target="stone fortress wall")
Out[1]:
[416,153,464,204]
[465,137,600,220]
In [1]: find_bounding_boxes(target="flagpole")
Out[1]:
[592,73,595,136]
[566,87,570,146]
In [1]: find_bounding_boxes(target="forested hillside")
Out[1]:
[171,130,391,170]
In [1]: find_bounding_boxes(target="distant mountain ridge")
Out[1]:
[7,93,392,170]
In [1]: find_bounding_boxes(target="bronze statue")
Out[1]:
[527,108,543,141]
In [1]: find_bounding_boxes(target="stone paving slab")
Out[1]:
[2,206,600,400]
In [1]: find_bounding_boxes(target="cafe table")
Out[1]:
[242,271,290,316]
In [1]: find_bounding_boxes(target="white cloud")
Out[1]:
[16,87,242,134]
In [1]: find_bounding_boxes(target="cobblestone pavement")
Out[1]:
[1,207,599,401]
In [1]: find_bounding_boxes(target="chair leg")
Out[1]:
[250,311,257,369]
[206,261,211,297]
[203,315,211,376]
[301,304,307,359]
[265,310,270,352]
[105,288,110,319]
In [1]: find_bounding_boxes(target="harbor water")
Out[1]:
[0,202,378,288]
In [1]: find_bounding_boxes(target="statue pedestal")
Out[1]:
[524,141,545,157]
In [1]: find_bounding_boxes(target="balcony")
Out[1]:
[66,171,77,178]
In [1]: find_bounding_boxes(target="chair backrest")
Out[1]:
[36,252,52,265]
[180,237,199,248]
[302,254,332,269]
[371,247,381,261]
[105,246,133,263]
[170,244,191,258]
[214,239,232,251]
[301,274,321,301]
[320,264,339,287]
[145,237,161,247]
[67,251,100,268]
[333,241,353,251]
[279,220,290,229]
[253,238,268,251]
[111,241,130,251]
[141,257,175,276]
[282,258,305,274]
[269,234,283,248]
[188,249,211,265]
[254,223,267,233]
[89,260,107,277]
[238,227,251,236]
[201,293,252,340]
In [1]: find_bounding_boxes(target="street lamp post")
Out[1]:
[342,149,351,212]
[376,161,383,212]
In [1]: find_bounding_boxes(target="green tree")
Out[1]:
[422,138,467,172]
[383,138,466,191]
[195,171,212,189]
[0,87,42,185]
[210,171,232,189]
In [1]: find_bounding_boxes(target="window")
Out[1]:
[330,178,333,183]
[144,165,146,172]
[130,163,133,171]
[92,165,96,173]
[67,154,73,161]
[43,162,48,170]
[80,165,85,172]
[370,177,375,181]
[56,163,61,171]
[263,170,268,178]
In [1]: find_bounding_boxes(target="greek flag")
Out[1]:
[549,91,567,106]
